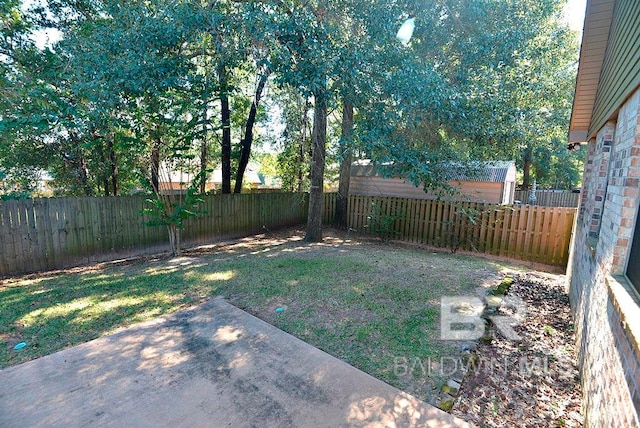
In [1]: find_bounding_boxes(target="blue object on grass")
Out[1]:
[275,307,284,313]
[13,342,26,350]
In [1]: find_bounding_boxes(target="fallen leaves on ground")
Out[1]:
[452,272,583,427]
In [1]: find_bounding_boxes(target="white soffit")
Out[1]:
[568,0,616,143]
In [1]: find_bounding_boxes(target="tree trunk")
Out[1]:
[66,131,93,196]
[98,142,110,196]
[219,64,232,194]
[151,137,160,193]
[176,226,181,256]
[78,156,92,196]
[235,69,270,193]
[522,147,532,189]
[108,137,118,196]
[296,147,304,193]
[305,88,327,242]
[167,223,181,256]
[297,138,305,193]
[335,99,353,229]
[200,138,208,194]
[199,102,210,194]
[297,97,310,193]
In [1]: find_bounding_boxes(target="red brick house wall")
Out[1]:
[568,87,640,426]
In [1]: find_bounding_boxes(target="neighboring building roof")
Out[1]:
[445,161,515,183]
[349,160,386,177]
[350,160,515,183]
[569,0,640,143]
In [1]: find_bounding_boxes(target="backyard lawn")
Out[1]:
[1,228,525,405]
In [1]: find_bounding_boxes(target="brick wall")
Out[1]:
[584,123,615,235]
[568,87,640,426]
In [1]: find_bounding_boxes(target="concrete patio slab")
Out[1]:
[0,297,471,427]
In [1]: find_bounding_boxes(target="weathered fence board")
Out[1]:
[1,192,575,277]
[323,194,576,267]
[0,193,308,277]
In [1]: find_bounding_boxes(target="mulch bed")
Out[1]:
[451,272,583,427]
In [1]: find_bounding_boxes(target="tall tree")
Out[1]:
[335,99,353,229]
[306,87,328,241]
[234,66,270,193]
[219,63,232,194]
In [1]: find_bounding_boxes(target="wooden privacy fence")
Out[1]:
[324,194,576,266]
[1,192,576,276]
[0,193,308,277]
[514,190,580,207]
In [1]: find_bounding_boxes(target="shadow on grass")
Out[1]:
[0,298,451,427]
[0,266,226,367]
[0,231,510,404]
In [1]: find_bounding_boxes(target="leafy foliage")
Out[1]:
[1,0,582,226]
[142,171,207,256]
[365,202,405,239]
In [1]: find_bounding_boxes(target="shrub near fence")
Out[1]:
[324,194,576,267]
[0,193,308,277]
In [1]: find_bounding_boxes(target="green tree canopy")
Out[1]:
[1,0,581,201]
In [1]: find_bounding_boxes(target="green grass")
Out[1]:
[0,232,513,403]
